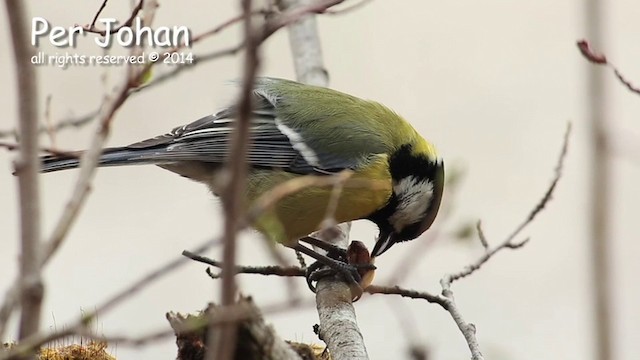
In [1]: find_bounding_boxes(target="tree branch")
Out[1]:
[275,0,365,358]
[210,1,260,359]
[183,250,306,278]
[434,123,571,360]
[0,0,159,348]
[4,1,44,357]
[80,0,145,36]
[442,123,570,290]
[278,0,330,85]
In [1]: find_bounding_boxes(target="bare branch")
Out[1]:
[183,250,306,277]
[0,142,76,158]
[275,0,369,359]
[442,123,570,288]
[429,123,572,360]
[0,4,160,341]
[210,1,261,359]
[366,286,447,309]
[315,278,368,360]
[88,0,108,30]
[278,0,330,85]
[5,1,44,355]
[325,0,373,15]
[80,0,145,36]
[1,1,352,356]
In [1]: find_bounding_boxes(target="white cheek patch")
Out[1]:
[274,118,321,168]
[389,176,434,232]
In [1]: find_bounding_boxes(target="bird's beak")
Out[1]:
[371,230,396,258]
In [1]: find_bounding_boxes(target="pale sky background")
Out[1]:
[1,1,639,359]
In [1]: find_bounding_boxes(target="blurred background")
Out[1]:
[1,1,639,359]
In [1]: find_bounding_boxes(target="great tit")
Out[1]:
[40,77,444,275]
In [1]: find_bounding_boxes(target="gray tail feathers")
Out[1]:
[40,147,169,173]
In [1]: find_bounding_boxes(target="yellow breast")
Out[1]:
[246,155,392,246]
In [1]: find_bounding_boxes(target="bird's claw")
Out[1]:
[305,260,373,301]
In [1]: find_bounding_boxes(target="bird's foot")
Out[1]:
[294,242,376,301]
[306,261,360,300]
[305,259,376,301]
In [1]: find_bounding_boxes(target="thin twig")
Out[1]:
[433,123,572,360]
[441,123,571,289]
[325,0,373,15]
[366,286,447,309]
[88,0,108,30]
[0,142,77,158]
[80,0,145,36]
[183,251,306,277]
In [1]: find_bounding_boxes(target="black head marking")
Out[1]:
[389,144,440,182]
[368,144,444,257]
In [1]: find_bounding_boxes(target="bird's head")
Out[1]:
[368,143,444,258]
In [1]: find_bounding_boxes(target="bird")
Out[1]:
[40,77,444,288]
